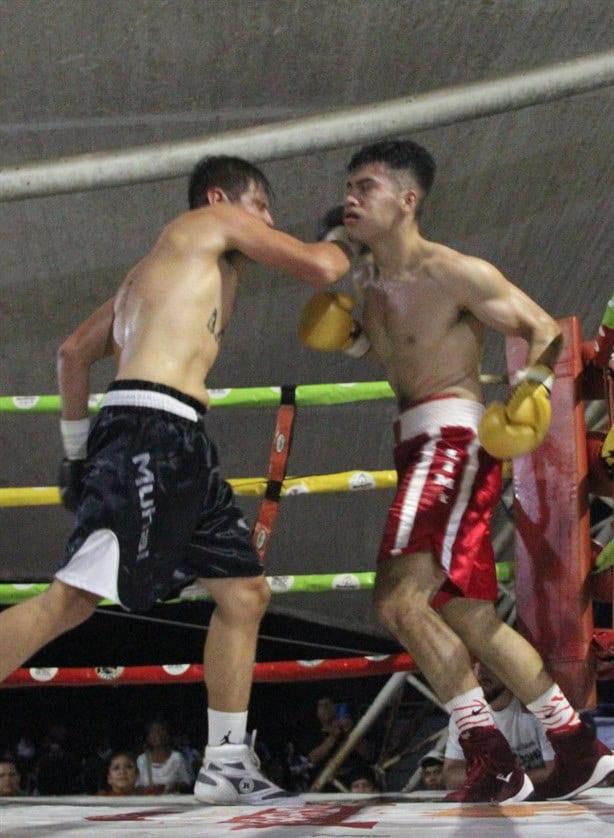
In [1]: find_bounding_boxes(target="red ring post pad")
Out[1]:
[1,654,417,688]
[507,317,595,709]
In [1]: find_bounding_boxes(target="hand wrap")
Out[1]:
[58,417,90,512]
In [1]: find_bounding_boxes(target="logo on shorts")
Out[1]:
[133,452,156,561]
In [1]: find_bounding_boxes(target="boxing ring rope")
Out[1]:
[0,50,613,200]
[0,375,510,511]
[0,561,515,607]
[0,377,506,414]
[2,654,418,690]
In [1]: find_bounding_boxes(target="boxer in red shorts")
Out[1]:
[377,396,501,610]
[300,138,614,803]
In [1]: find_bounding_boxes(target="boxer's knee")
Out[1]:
[203,574,270,624]
[40,579,99,632]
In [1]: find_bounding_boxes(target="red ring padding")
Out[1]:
[1,653,416,688]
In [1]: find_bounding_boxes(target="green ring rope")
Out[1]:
[0,563,514,605]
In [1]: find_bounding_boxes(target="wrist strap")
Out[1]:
[344,329,371,358]
[60,418,90,460]
[515,365,555,393]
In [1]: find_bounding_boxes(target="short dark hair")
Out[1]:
[107,749,137,767]
[348,139,436,213]
[188,155,273,209]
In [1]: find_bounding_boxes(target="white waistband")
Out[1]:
[101,389,200,422]
[396,398,484,442]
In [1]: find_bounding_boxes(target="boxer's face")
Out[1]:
[344,162,413,242]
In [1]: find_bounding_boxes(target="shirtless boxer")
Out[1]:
[299,139,614,802]
[0,156,351,805]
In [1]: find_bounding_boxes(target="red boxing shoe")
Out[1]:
[533,721,614,801]
[444,727,534,803]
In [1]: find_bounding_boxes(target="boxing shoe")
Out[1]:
[444,727,534,803]
[194,732,302,805]
[533,721,614,800]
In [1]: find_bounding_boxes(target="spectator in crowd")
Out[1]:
[0,757,22,796]
[174,732,202,782]
[443,662,555,791]
[419,750,446,790]
[36,723,82,795]
[136,720,192,794]
[302,695,374,790]
[15,734,37,794]
[80,735,114,795]
[97,751,140,796]
[283,741,313,793]
[349,767,381,794]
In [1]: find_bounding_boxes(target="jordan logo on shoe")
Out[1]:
[496,772,514,784]
[220,731,233,745]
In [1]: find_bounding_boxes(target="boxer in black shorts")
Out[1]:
[0,155,352,805]
[58,380,262,614]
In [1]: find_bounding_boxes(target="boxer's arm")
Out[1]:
[451,255,562,369]
[57,296,115,422]
[450,256,561,458]
[57,297,115,511]
[186,203,352,287]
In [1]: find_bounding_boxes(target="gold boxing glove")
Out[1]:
[601,423,614,472]
[478,364,554,459]
[299,291,370,357]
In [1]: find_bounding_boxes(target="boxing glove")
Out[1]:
[478,364,554,459]
[317,206,345,241]
[317,205,363,259]
[299,291,371,357]
[59,417,90,512]
[58,457,86,512]
[601,424,614,472]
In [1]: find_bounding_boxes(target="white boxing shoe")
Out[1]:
[194,733,303,806]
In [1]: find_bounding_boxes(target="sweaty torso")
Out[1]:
[112,211,237,408]
[356,241,485,406]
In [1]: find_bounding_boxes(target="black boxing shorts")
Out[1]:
[56,379,262,612]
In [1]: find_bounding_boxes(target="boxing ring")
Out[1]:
[1,50,613,837]
[1,303,613,835]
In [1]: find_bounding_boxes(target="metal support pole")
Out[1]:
[310,670,407,792]
[1,50,613,201]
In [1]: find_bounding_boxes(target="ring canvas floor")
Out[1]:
[2,788,614,837]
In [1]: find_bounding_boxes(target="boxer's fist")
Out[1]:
[317,206,345,241]
[59,457,85,512]
[479,365,554,459]
[299,291,370,357]
[317,205,362,259]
